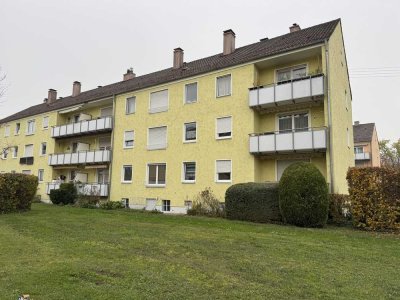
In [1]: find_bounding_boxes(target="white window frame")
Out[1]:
[162,199,171,212]
[26,120,35,135]
[12,146,18,158]
[215,159,232,183]
[354,146,364,154]
[183,122,197,143]
[184,82,198,104]
[216,74,232,98]
[126,96,136,115]
[275,110,311,132]
[146,163,167,187]
[4,125,10,137]
[40,142,47,156]
[149,89,169,114]
[123,130,134,149]
[100,106,113,118]
[182,161,196,183]
[38,169,44,182]
[22,170,31,175]
[275,64,308,83]
[121,165,133,183]
[147,126,168,150]
[42,116,49,129]
[215,116,232,140]
[24,144,34,157]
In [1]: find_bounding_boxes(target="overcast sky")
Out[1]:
[1,0,399,141]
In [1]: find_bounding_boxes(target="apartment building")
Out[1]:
[353,121,380,167]
[0,19,354,212]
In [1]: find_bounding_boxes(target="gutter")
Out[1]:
[325,39,334,193]
[107,94,116,201]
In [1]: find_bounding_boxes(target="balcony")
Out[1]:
[249,127,327,155]
[249,74,324,109]
[48,149,111,166]
[20,156,34,165]
[51,116,113,139]
[355,152,371,160]
[46,182,109,197]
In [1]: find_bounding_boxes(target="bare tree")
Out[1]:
[0,66,6,99]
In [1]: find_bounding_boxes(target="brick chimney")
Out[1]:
[290,23,301,33]
[123,68,136,81]
[72,81,81,97]
[48,89,57,104]
[173,48,184,69]
[223,29,236,55]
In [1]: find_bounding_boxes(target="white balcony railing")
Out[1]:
[51,116,113,138]
[48,149,111,166]
[46,182,109,197]
[355,152,371,160]
[249,74,324,108]
[249,127,327,154]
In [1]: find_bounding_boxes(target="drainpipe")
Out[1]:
[325,39,334,193]
[108,94,116,201]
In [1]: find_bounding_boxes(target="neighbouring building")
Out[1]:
[0,19,354,212]
[353,121,380,167]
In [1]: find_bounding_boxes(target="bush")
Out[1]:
[347,167,400,231]
[225,182,281,223]
[328,194,351,226]
[50,183,77,205]
[187,188,224,217]
[75,188,101,209]
[99,201,124,210]
[0,173,38,213]
[279,162,329,227]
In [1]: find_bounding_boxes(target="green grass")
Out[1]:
[0,204,399,299]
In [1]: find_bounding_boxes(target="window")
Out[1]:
[12,146,18,158]
[2,149,8,159]
[15,123,20,135]
[354,146,363,154]
[148,126,167,150]
[149,90,168,113]
[26,120,35,135]
[277,65,307,82]
[278,112,309,132]
[122,165,132,183]
[184,200,193,210]
[100,107,113,117]
[38,169,44,182]
[216,117,232,139]
[216,75,231,97]
[162,200,171,212]
[147,163,166,185]
[121,198,129,208]
[124,130,134,148]
[40,142,47,155]
[24,144,33,157]
[99,137,111,150]
[185,83,197,103]
[43,116,49,129]
[184,122,197,142]
[216,160,232,182]
[277,159,309,180]
[22,170,31,175]
[183,162,196,182]
[4,125,10,137]
[126,97,136,114]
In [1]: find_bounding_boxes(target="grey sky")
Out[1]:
[1,0,399,141]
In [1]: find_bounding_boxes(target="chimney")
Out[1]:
[223,29,236,55]
[72,81,81,97]
[123,68,136,81]
[173,48,184,69]
[48,89,57,104]
[354,121,360,125]
[290,23,301,33]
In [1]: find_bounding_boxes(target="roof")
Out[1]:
[353,123,375,143]
[0,19,340,124]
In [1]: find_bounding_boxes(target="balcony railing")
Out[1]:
[249,74,324,108]
[48,149,111,166]
[355,152,371,160]
[249,127,327,154]
[46,182,109,197]
[51,116,113,138]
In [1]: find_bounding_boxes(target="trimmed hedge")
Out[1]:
[347,167,400,231]
[279,162,329,227]
[50,183,77,205]
[225,183,281,223]
[0,173,38,213]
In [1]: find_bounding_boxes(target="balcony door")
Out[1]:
[99,137,111,150]
[97,169,109,184]
[100,107,113,118]
[278,112,309,132]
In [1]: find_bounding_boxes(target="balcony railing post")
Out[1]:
[292,129,294,151]
[310,75,313,97]
[312,128,315,149]
[274,132,277,152]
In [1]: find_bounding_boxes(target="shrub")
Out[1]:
[328,194,351,226]
[187,188,224,217]
[279,162,329,227]
[347,167,400,231]
[225,182,281,223]
[99,201,124,210]
[75,188,101,209]
[50,183,77,205]
[0,173,38,213]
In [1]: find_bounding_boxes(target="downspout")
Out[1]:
[108,94,116,201]
[325,39,334,193]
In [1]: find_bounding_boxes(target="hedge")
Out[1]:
[225,182,281,223]
[279,162,329,227]
[50,183,77,205]
[347,167,400,231]
[0,173,38,213]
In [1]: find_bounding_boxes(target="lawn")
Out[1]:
[0,204,399,299]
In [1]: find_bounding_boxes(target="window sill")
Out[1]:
[147,146,167,151]
[216,180,232,184]
[125,112,136,115]
[184,100,198,105]
[25,133,35,136]
[146,184,166,188]
[121,181,132,184]
[183,140,196,144]
[182,180,196,184]
[216,94,231,99]
[123,146,134,149]
[216,136,232,140]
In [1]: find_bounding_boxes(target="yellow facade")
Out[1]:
[0,20,353,211]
